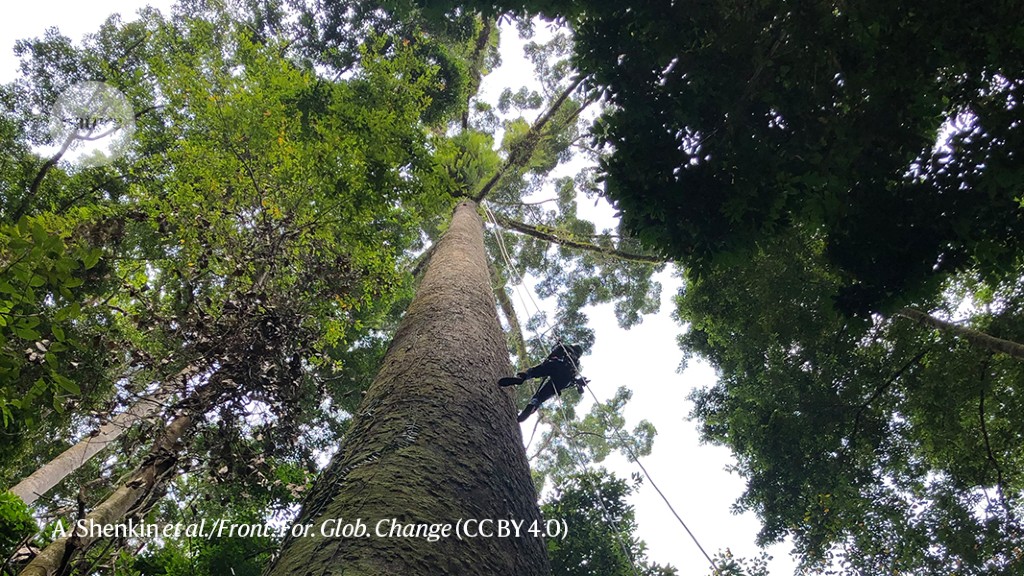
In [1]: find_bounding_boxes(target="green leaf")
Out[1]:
[13,326,40,341]
[29,221,47,245]
[51,372,80,395]
[82,248,103,270]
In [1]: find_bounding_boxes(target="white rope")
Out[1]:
[484,203,723,575]
[485,205,544,406]
[485,205,548,339]
[484,204,644,576]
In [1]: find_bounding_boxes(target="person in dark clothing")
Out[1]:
[498,343,588,422]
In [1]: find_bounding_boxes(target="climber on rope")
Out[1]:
[498,343,588,422]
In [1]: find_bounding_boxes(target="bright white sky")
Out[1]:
[2,3,796,574]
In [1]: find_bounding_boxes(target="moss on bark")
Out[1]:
[265,201,550,576]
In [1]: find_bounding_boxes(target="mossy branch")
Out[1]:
[489,258,528,368]
[493,214,670,265]
[896,307,1024,361]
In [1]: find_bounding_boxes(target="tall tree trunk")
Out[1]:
[9,366,195,505]
[265,201,550,576]
[20,413,193,576]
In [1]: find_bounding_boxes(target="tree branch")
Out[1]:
[488,197,558,207]
[489,257,528,368]
[896,307,1024,361]
[493,213,670,264]
[15,41,161,220]
[462,17,494,131]
[472,75,585,202]
[410,243,436,281]
[842,348,929,459]
[976,358,1013,520]
[17,130,79,220]
[527,425,553,462]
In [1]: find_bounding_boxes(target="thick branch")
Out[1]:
[17,131,78,220]
[489,258,528,367]
[494,214,670,264]
[462,17,495,131]
[896,307,1024,361]
[20,414,193,576]
[9,364,193,505]
[472,75,586,202]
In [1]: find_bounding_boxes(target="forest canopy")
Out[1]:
[2,0,1023,575]
[445,0,1024,573]
[1,1,671,575]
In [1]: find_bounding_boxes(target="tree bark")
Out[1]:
[9,366,195,506]
[265,201,550,576]
[19,413,192,576]
[896,307,1024,361]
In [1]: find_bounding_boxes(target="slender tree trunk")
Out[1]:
[410,243,436,281]
[896,307,1024,361]
[20,414,193,576]
[265,201,550,576]
[489,258,529,368]
[9,366,195,505]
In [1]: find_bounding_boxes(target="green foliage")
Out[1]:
[0,216,100,426]
[410,33,472,125]
[288,0,485,126]
[0,211,126,481]
[112,472,288,576]
[464,22,665,491]
[488,174,664,350]
[682,232,1024,574]
[479,0,1024,317]
[542,470,676,576]
[434,129,502,195]
[0,3,680,575]
[0,0,457,562]
[0,490,35,556]
[705,549,771,576]
[432,1,1024,572]
[532,386,656,491]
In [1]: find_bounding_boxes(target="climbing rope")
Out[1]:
[484,203,725,576]
[485,205,644,576]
